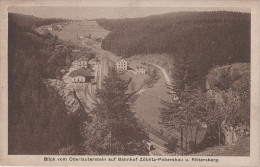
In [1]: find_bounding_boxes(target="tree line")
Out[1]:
[97,11,250,89]
[8,14,87,154]
[9,13,65,29]
[97,11,250,155]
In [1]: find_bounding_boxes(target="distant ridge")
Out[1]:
[8,12,65,28]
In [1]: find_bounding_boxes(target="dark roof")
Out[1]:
[117,58,127,62]
[78,58,88,62]
[69,68,92,77]
[137,67,145,70]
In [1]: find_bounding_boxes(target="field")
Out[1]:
[50,20,110,41]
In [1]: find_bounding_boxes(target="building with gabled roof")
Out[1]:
[116,58,127,70]
[69,68,94,83]
[76,59,88,69]
[136,67,146,74]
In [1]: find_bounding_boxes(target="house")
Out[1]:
[137,67,146,74]
[77,60,88,69]
[116,58,127,70]
[145,142,154,151]
[69,68,94,83]
[77,34,85,39]
[47,27,52,31]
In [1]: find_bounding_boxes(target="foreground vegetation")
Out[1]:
[8,13,87,154]
[82,68,148,155]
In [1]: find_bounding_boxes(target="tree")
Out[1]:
[160,92,186,155]
[82,68,148,155]
[160,88,208,154]
[165,137,178,153]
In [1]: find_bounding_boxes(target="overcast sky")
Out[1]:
[8,6,250,20]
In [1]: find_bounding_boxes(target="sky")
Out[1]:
[8,6,250,20]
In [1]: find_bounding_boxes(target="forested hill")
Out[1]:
[8,13,86,154]
[9,13,64,28]
[97,11,250,88]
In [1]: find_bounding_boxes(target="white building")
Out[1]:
[69,68,93,83]
[47,27,52,31]
[71,76,86,83]
[116,58,127,70]
[77,60,88,69]
[137,67,146,74]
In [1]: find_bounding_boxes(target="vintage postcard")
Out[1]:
[0,0,259,166]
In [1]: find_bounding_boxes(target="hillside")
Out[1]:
[97,11,250,88]
[9,13,64,29]
[8,13,87,154]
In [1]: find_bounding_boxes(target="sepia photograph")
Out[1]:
[0,0,259,166]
